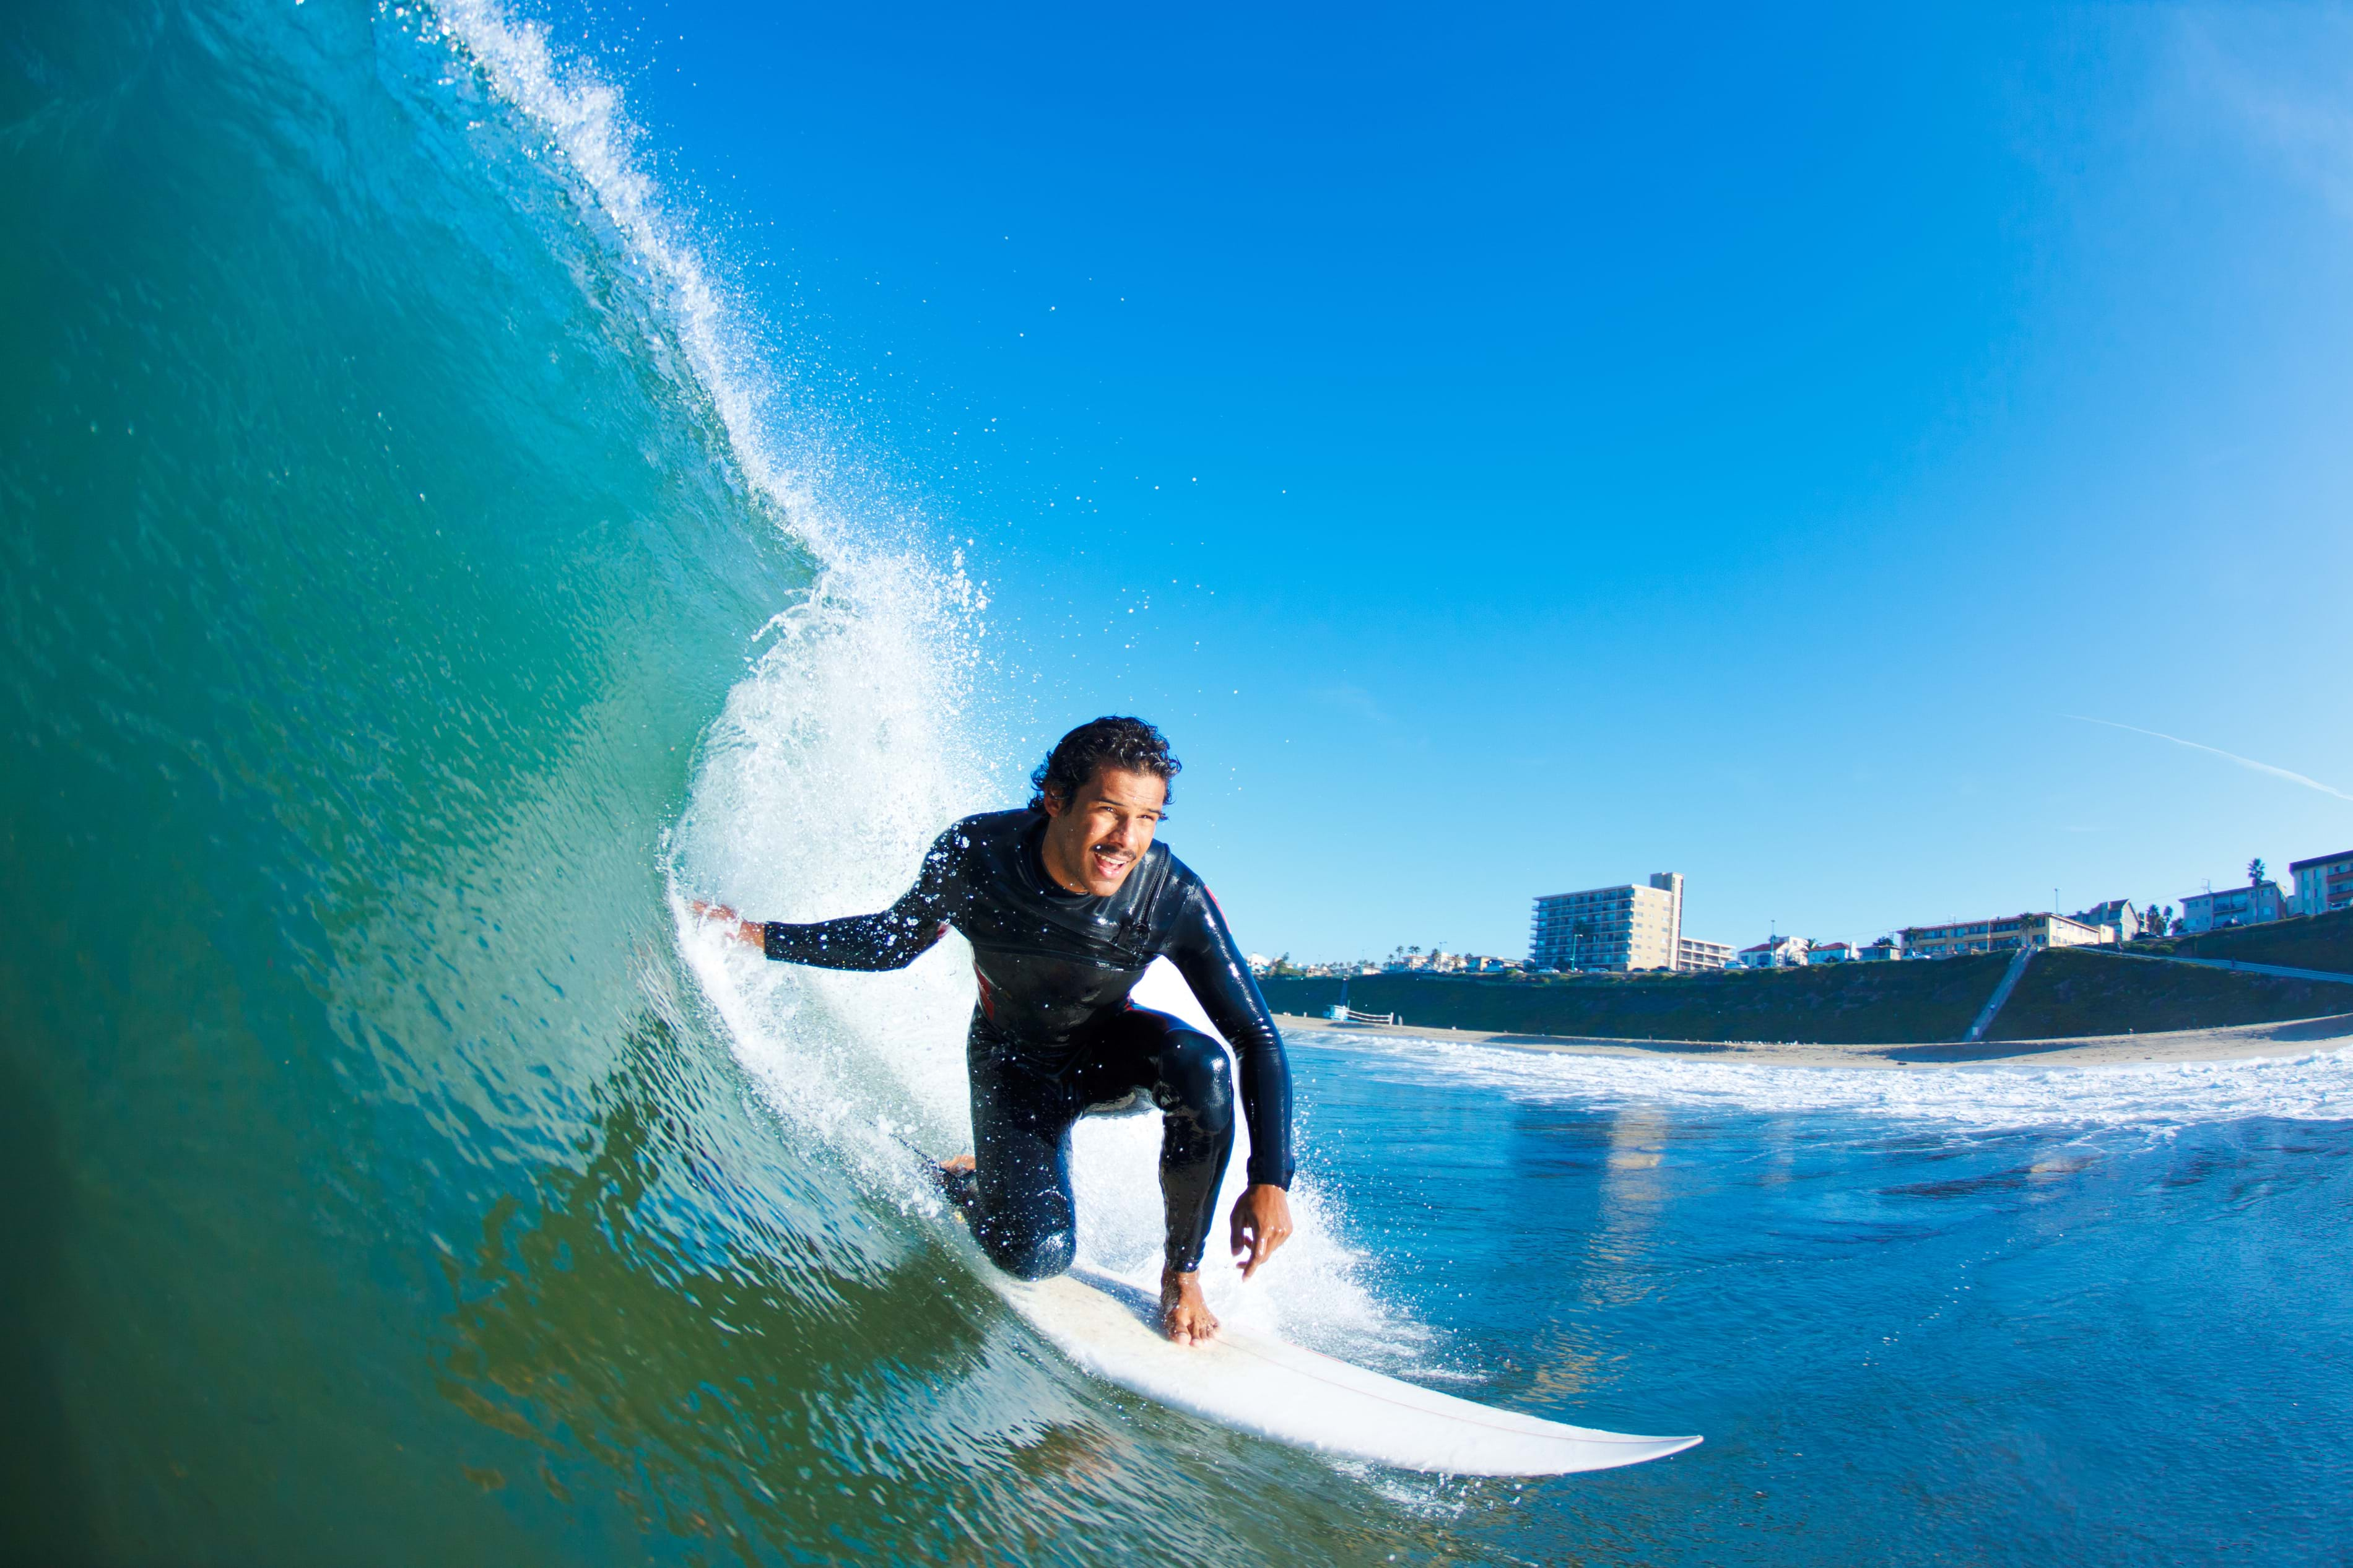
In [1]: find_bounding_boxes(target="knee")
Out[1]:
[981,1222,1074,1282]
[1161,1032,1234,1132]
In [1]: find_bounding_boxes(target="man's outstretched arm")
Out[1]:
[692,832,958,972]
[1166,884,1297,1278]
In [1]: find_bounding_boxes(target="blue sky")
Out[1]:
[562,1,2353,959]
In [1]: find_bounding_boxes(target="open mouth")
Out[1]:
[1089,847,1133,881]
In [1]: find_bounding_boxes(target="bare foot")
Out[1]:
[1160,1267,1219,1346]
[941,1153,976,1175]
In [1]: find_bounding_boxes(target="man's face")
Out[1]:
[1040,765,1167,896]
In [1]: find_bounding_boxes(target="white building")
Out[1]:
[1736,935,1809,969]
[1676,937,1734,972]
[2180,883,2289,932]
[1808,940,1863,964]
[1530,872,1685,971]
[2290,851,2353,919]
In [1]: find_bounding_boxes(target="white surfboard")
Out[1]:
[999,1263,1700,1476]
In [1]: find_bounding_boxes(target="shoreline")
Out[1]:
[1271,1010,2353,1068]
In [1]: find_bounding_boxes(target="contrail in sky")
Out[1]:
[2067,715,2353,803]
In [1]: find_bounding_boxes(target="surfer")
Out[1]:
[692,716,1294,1345]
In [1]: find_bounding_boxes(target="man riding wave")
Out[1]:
[694,716,1295,1344]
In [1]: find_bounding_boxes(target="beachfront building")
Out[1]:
[2290,851,2353,918]
[1903,911,2109,957]
[1529,872,1684,971]
[2180,882,2289,932]
[1736,935,1809,969]
[1416,950,1519,974]
[2071,899,2144,943]
[1676,937,1734,972]
[1809,940,1864,964]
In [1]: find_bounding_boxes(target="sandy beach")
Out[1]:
[1272,1010,2353,1068]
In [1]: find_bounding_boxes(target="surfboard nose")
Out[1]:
[1570,1431,1704,1474]
[1450,1424,1702,1477]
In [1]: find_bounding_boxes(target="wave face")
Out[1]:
[2,2,1421,1561]
[0,1,1342,1560]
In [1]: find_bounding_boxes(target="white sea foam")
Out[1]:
[431,0,890,565]
[428,0,996,1172]
[1310,1029,2353,1132]
[434,0,1394,1359]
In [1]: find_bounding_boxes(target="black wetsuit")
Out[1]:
[760,808,1294,1278]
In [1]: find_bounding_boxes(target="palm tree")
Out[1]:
[2248,857,2268,887]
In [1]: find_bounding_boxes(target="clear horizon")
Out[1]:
[578,0,2352,961]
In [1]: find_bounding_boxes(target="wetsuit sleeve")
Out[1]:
[1166,884,1295,1190]
[762,829,960,971]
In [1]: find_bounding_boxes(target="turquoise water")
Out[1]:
[6,2,2352,1563]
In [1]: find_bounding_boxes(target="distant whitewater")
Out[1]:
[1314,1029,2353,1132]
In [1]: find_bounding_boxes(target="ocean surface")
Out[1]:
[6,2,2352,1563]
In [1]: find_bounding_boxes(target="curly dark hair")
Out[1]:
[1028,716,1181,812]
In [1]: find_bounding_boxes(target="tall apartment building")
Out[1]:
[2290,851,2353,918]
[1530,873,1684,972]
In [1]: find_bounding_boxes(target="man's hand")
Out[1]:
[687,899,765,950]
[1229,1184,1294,1280]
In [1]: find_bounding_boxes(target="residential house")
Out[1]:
[2290,851,2353,919]
[1736,935,1809,969]
[2071,899,2143,943]
[2180,882,2289,932]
